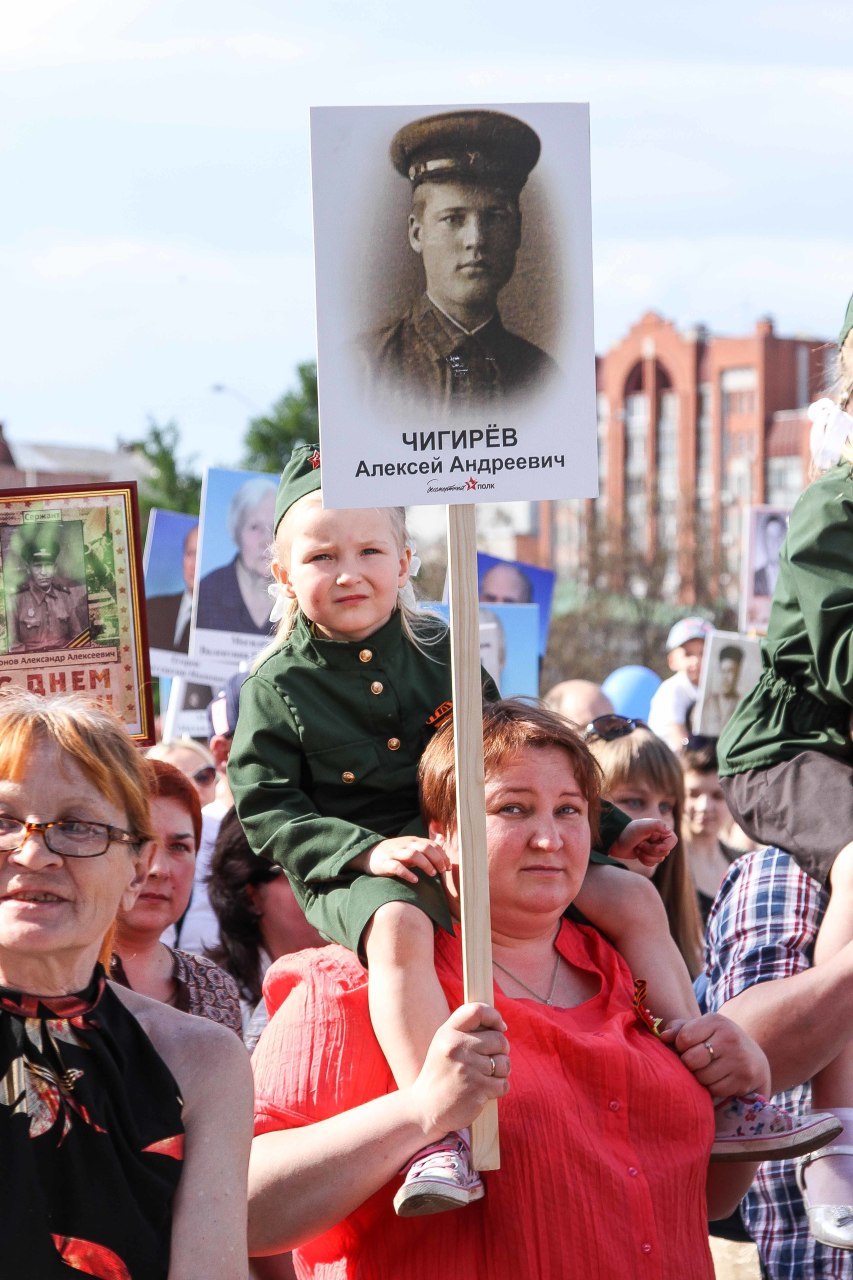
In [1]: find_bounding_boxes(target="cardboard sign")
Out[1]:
[311,102,597,508]
[0,481,154,742]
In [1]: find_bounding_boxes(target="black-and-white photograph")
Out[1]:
[311,102,597,509]
[1,520,88,655]
[693,629,762,738]
[739,504,791,634]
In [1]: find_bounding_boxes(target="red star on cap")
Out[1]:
[310,450,321,469]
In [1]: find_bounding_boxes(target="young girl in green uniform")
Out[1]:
[230,445,828,1217]
[720,295,853,1247]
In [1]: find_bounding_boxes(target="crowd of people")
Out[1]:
[3,291,853,1279]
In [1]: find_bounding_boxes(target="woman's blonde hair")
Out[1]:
[146,737,215,770]
[587,726,704,978]
[253,495,442,668]
[0,689,154,846]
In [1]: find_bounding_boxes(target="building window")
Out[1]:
[766,456,804,509]
[721,366,757,418]
[624,393,648,550]
[696,382,715,500]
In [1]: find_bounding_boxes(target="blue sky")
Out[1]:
[3,0,853,469]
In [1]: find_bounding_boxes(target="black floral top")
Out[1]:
[0,966,184,1278]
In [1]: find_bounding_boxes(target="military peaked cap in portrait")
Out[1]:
[274,444,322,533]
[390,110,541,194]
[18,527,61,567]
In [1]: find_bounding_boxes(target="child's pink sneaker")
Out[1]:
[393,1131,485,1217]
[711,1093,843,1162]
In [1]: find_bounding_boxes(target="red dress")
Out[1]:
[253,920,715,1280]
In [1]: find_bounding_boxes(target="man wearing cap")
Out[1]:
[362,109,558,412]
[647,617,713,750]
[10,544,89,653]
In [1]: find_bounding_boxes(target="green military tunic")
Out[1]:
[719,464,853,776]
[363,294,559,412]
[228,611,497,951]
[229,609,630,953]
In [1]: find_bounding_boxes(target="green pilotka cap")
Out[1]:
[273,444,321,534]
[840,293,853,348]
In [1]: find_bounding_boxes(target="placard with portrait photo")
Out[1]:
[425,601,539,698]
[0,481,154,742]
[190,466,279,676]
[739,504,791,635]
[311,102,597,509]
[693,629,762,739]
[145,508,212,681]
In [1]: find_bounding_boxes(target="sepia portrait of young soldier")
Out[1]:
[360,108,559,413]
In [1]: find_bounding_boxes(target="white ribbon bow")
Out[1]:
[267,581,289,624]
[808,398,853,470]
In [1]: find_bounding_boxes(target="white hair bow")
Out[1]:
[808,398,853,470]
[267,581,289,624]
[407,539,421,579]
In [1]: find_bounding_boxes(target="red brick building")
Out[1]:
[515,311,832,607]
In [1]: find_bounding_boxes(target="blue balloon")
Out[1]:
[601,665,662,722]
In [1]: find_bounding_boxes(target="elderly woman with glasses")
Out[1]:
[248,700,783,1279]
[0,690,251,1279]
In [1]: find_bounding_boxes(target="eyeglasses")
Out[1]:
[190,766,217,788]
[583,714,648,743]
[0,816,142,859]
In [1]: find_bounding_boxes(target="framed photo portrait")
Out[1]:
[144,508,204,680]
[425,601,539,698]
[693,629,762,739]
[0,481,154,742]
[476,551,554,656]
[739,504,791,635]
[311,102,598,510]
[190,466,279,676]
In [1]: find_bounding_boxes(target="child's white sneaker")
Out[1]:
[393,1131,485,1217]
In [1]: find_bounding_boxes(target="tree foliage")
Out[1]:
[127,419,202,532]
[242,361,318,474]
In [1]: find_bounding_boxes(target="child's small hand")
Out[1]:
[355,836,451,884]
[610,819,677,867]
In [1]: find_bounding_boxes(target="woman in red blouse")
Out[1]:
[249,700,768,1280]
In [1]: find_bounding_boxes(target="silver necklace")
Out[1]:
[492,949,562,1005]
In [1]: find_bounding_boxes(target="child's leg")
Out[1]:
[363,900,483,1217]
[575,863,700,1022]
[363,900,450,1086]
[800,841,853,1218]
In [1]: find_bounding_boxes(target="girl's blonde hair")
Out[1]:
[840,333,853,465]
[253,496,441,669]
[587,726,704,978]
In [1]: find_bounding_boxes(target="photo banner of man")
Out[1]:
[693,629,762,739]
[0,482,154,742]
[311,102,597,509]
[739,504,791,635]
[427,601,539,697]
[144,508,225,683]
[476,551,554,656]
[190,466,279,678]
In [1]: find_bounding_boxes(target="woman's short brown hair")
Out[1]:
[0,690,154,844]
[147,759,202,850]
[419,698,602,845]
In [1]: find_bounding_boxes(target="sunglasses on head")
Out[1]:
[191,765,217,787]
[582,714,648,743]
